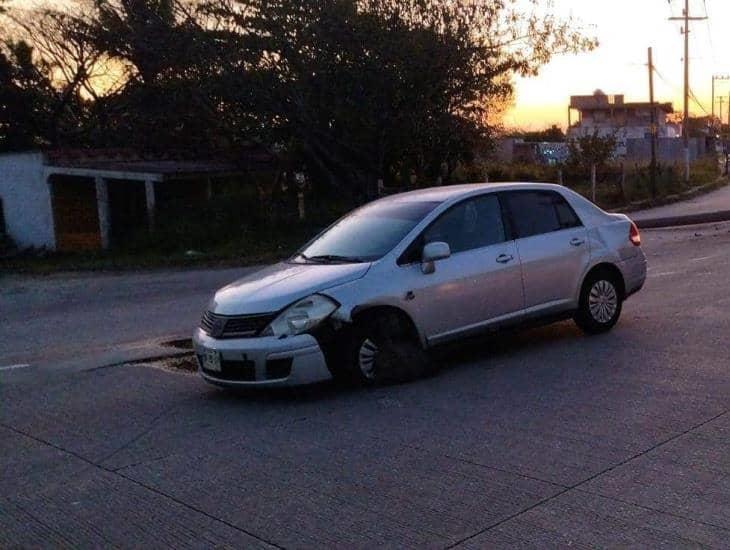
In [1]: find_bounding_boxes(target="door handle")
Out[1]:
[496,254,514,264]
[570,238,585,247]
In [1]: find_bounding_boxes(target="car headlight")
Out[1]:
[261,294,339,337]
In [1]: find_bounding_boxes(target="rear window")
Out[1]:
[503,191,581,239]
[554,196,582,229]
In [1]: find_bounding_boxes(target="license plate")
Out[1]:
[202,349,222,372]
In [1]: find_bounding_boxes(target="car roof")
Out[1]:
[379,182,567,205]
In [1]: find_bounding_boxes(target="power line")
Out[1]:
[689,87,710,115]
[652,65,684,97]
[668,0,708,182]
[701,0,720,65]
[652,65,708,115]
[711,74,730,123]
[666,1,719,118]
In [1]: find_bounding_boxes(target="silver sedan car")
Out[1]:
[193,183,647,387]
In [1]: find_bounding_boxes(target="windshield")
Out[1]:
[294,201,440,263]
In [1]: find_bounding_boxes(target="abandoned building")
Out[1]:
[0,149,273,252]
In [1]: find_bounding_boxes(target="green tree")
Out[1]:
[70,0,225,151]
[205,0,596,195]
[567,131,618,171]
[510,125,566,143]
[1,0,597,176]
[0,40,58,150]
[87,0,181,83]
[0,2,45,150]
[0,3,111,150]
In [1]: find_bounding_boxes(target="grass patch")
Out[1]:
[482,157,725,210]
[0,232,306,275]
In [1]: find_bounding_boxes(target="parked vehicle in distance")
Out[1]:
[194,182,647,387]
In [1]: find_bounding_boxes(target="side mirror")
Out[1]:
[421,241,451,274]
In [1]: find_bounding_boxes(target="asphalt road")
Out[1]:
[2,223,730,547]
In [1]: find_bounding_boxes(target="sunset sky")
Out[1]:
[8,0,730,131]
[506,0,730,130]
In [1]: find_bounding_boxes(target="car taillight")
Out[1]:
[629,222,641,246]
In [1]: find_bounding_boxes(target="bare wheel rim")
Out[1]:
[358,338,379,380]
[588,280,618,324]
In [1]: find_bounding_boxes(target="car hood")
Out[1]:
[209,261,371,315]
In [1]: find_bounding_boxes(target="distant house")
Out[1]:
[493,139,569,166]
[513,140,569,166]
[0,149,273,252]
[568,91,678,143]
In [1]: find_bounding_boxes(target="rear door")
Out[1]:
[397,193,524,343]
[501,190,589,310]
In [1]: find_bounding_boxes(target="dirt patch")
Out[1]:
[137,354,199,375]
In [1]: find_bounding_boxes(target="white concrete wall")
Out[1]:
[0,152,56,249]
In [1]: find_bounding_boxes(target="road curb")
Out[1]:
[633,210,730,229]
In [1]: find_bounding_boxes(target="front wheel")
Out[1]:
[347,311,431,385]
[574,271,623,334]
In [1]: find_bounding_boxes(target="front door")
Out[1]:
[399,193,524,344]
[501,190,590,310]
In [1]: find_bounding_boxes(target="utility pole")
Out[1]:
[719,97,726,128]
[711,75,730,128]
[648,47,658,198]
[670,1,707,183]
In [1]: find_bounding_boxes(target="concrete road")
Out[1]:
[0,266,258,367]
[2,223,730,547]
[630,183,730,221]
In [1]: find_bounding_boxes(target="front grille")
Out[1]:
[200,311,276,339]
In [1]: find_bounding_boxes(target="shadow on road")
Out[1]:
[435,320,585,368]
[200,320,590,403]
[208,380,346,403]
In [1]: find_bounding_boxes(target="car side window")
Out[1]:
[422,194,507,255]
[553,194,582,229]
[503,191,582,239]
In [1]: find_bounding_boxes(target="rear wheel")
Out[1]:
[347,311,431,385]
[574,270,623,334]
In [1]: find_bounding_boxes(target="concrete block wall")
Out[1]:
[624,137,707,163]
[0,152,56,249]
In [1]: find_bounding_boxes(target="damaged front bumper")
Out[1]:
[192,328,333,388]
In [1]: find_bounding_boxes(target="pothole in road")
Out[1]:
[134,354,198,375]
[161,338,194,350]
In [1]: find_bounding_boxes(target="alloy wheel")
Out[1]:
[358,338,379,380]
[588,280,618,324]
